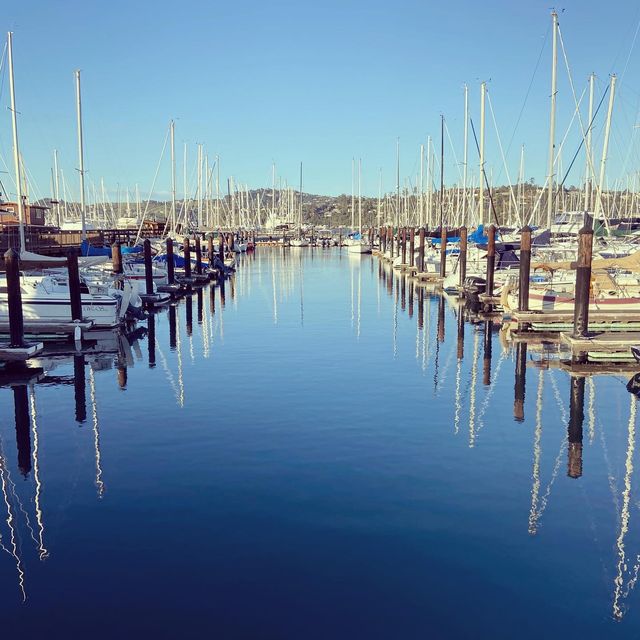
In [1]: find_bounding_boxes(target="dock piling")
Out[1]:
[166,238,175,284]
[112,242,123,274]
[518,226,532,312]
[195,237,202,275]
[439,227,447,278]
[458,227,467,290]
[143,239,154,296]
[485,225,496,299]
[409,228,415,267]
[572,227,594,338]
[4,249,25,348]
[67,248,83,322]
[184,238,192,279]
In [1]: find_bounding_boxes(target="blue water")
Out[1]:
[1,249,639,638]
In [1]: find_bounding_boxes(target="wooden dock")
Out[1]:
[0,342,44,362]
[560,331,640,357]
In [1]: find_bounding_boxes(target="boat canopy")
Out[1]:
[532,249,640,272]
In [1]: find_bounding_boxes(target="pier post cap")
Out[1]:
[520,225,532,233]
[66,246,81,257]
[4,247,20,260]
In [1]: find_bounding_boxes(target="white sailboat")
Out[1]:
[348,159,371,254]
[290,162,309,247]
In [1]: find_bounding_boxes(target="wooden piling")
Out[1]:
[439,226,447,278]
[195,237,202,275]
[112,241,123,274]
[166,238,175,284]
[143,239,154,296]
[401,227,407,264]
[184,238,192,278]
[208,237,214,267]
[572,227,594,338]
[219,231,225,263]
[67,248,83,321]
[409,228,415,267]
[4,249,25,348]
[418,227,425,273]
[381,226,386,254]
[458,227,467,290]
[485,225,496,300]
[518,226,532,312]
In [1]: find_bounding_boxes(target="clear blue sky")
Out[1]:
[2,0,640,201]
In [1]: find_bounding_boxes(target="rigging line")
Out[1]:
[503,23,551,164]
[486,90,522,226]
[469,118,501,227]
[443,120,464,184]
[135,123,171,245]
[552,84,609,208]
[557,25,610,212]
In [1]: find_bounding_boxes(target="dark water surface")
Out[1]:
[1,249,640,638]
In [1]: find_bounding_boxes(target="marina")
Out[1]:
[4,1,640,636]
[1,248,640,637]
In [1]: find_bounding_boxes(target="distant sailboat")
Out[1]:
[348,159,371,254]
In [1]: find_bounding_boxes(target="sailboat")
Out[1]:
[348,159,372,254]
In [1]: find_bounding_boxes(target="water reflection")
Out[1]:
[0,251,639,635]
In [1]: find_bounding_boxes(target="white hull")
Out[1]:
[0,294,120,327]
[347,243,371,254]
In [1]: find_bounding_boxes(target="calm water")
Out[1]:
[1,249,640,638]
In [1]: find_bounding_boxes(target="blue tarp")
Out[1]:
[81,239,112,257]
[122,245,143,254]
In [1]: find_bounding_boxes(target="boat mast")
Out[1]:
[197,143,203,230]
[419,144,424,227]
[479,81,486,226]
[7,32,26,253]
[299,161,303,236]
[216,155,220,227]
[546,10,559,229]
[75,70,87,240]
[439,115,445,229]
[351,157,355,230]
[358,158,362,235]
[584,73,595,212]
[170,120,176,234]
[377,167,382,228]
[427,136,432,228]
[593,74,617,234]
[395,138,400,229]
[53,149,61,228]
[463,83,469,226]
